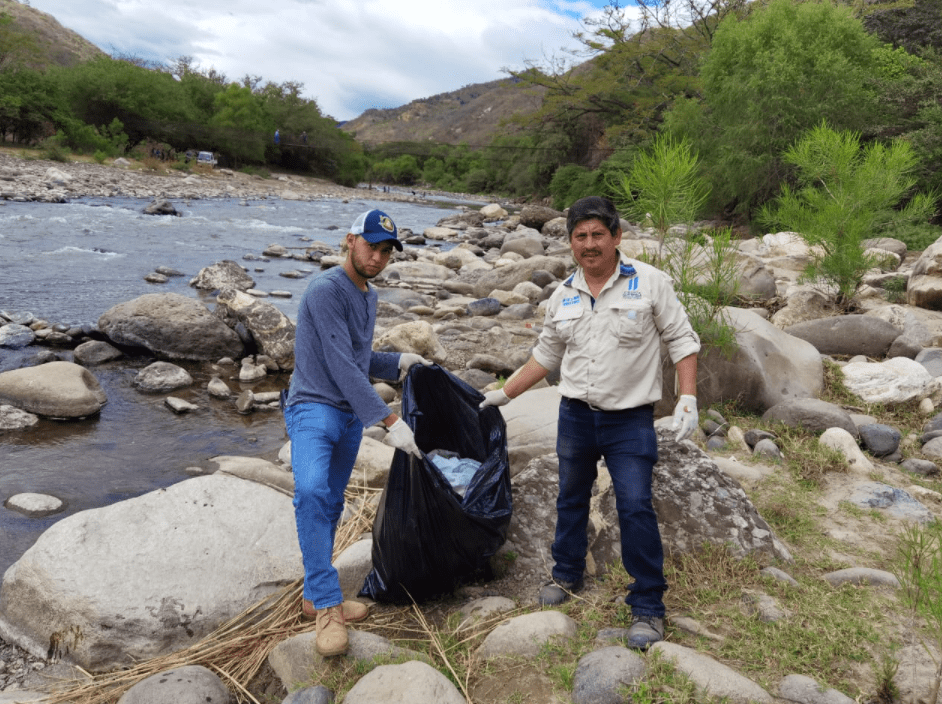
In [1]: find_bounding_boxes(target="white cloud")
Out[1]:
[26,0,616,120]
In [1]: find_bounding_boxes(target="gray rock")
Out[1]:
[900,458,939,476]
[471,255,569,298]
[500,236,544,259]
[743,429,777,448]
[916,347,942,376]
[857,423,901,457]
[467,298,501,317]
[215,288,296,370]
[844,482,934,523]
[207,376,232,398]
[144,272,168,284]
[99,293,245,361]
[116,665,229,704]
[73,340,123,365]
[476,611,577,659]
[142,199,180,217]
[822,567,901,588]
[0,404,39,430]
[0,324,35,349]
[519,205,564,230]
[753,438,783,460]
[343,661,465,704]
[760,567,799,587]
[165,396,198,413]
[133,361,193,393]
[572,646,646,704]
[778,673,856,704]
[761,398,858,438]
[653,641,773,703]
[0,361,107,418]
[496,303,535,320]
[283,686,334,704]
[5,492,64,517]
[190,260,254,292]
[784,314,901,357]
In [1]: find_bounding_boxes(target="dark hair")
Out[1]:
[566,196,621,239]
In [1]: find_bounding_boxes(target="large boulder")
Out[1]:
[472,255,570,298]
[0,474,302,671]
[189,260,254,292]
[502,429,790,587]
[0,361,106,418]
[383,261,453,282]
[98,293,245,361]
[518,205,563,231]
[907,238,942,310]
[783,315,901,357]
[658,307,823,416]
[215,288,296,370]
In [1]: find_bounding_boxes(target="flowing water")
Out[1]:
[0,193,472,576]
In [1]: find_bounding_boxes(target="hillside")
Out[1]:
[340,76,547,147]
[0,0,104,69]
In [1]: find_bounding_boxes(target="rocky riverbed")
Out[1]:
[3,151,942,703]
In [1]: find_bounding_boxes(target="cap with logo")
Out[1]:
[350,209,402,251]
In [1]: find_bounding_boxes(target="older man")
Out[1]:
[284,209,429,656]
[481,196,700,649]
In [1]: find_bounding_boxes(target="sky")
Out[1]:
[24,0,624,122]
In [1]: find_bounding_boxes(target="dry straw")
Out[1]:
[43,487,380,704]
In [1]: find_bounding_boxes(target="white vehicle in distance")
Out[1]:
[196,151,217,167]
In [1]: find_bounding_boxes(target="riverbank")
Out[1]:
[0,146,496,206]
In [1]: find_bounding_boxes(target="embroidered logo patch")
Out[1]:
[623,291,642,299]
[378,215,396,232]
[562,295,581,307]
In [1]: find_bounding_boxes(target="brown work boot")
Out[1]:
[315,605,348,657]
[302,599,369,623]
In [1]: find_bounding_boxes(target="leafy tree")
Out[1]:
[760,122,937,306]
[665,0,884,218]
[0,66,63,144]
[52,56,196,148]
[508,0,746,165]
[209,83,272,164]
[864,0,942,56]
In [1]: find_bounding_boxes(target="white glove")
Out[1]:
[671,395,698,443]
[479,389,511,409]
[398,353,432,374]
[383,418,422,458]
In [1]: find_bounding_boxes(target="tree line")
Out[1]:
[0,36,366,185]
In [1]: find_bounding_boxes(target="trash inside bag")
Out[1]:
[359,364,512,603]
[427,450,481,497]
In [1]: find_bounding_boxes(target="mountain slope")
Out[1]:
[340,77,546,147]
[0,0,104,69]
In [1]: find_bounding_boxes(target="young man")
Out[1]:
[284,209,429,656]
[481,196,700,649]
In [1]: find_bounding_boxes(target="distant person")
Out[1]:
[283,209,431,657]
[274,129,280,145]
[301,131,307,144]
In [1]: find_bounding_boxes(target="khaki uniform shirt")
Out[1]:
[532,256,700,411]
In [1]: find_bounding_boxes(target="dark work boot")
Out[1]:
[538,578,584,606]
[627,614,664,650]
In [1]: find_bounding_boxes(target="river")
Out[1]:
[0,192,472,577]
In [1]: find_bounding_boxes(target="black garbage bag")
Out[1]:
[359,364,512,603]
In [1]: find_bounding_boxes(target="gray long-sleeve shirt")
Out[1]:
[285,266,400,427]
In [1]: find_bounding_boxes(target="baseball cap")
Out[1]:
[350,209,403,251]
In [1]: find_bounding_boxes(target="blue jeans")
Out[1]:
[285,402,363,609]
[553,397,665,618]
